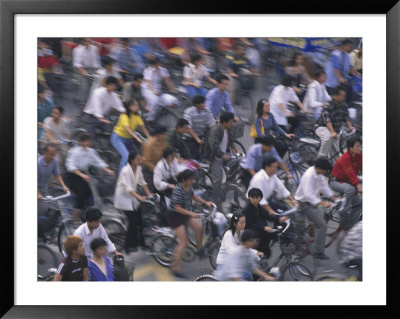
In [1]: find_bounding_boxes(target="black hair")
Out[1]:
[148,56,160,65]
[162,147,175,159]
[85,207,103,222]
[315,70,326,79]
[341,39,353,46]
[90,237,108,252]
[177,169,195,183]
[229,212,245,236]
[78,132,92,142]
[332,86,346,96]
[241,229,259,243]
[216,73,229,83]
[176,118,189,128]
[38,86,45,94]
[43,143,57,153]
[152,124,167,135]
[281,74,294,87]
[315,157,332,171]
[248,187,263,199]
[219,111,235,124]
[290,52,303,66]
[128,149,140,164]
[133,73,144,81]
[258,135,275,146]
[256,98,268,118]
[192,95,206,106]
[347,136,362,149]
[123,99,139,116]
[53,106,64,115]
[262,156,278,169]
[191,52,202,64]
[105,76,119,86]
[102,56,115,67]
[120,38,129,44]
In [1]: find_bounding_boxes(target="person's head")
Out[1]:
[258,135,275,153]
[123,99,139,115]
[38,86,46,100]
[262,156,279,176]
[102,55,115,68]
[152,125,168,142]
[347,136,362,155]
[105,76,118,92]
[191,52,202,66]
[51,106,63,121]
[332,86,346,103]
[340,39,353,53]
[120,38,130,47]
[315,70,326,83]
[132,73,144,87]
[175,118,190,135]
[90,237,108,258]
[314,157,332,175]
[291,53,304,66]
[63,235,85,257]
[80,38,90,47]
[43,143,57,162]
[216,74,230,91]
[248,187,263,207]
[281,74,294,88]
[148,56,161,68]
[241,229,259,249]
[85,208,103,230]
[219,111,235,129]
[233,43,245,56]
[177,169,195,187]
[229,212,246,236]
[192,95,206,110]
[128,149,142,167]
[78,132,92,148]
[162,147,176,164]
[256,98,270,118]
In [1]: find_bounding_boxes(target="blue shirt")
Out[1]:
[88,256,115,281]
[240,144,282,172]
[254,113,286,137]
[205,88,235,118]
[38,155,60,191]
[325,49,353,88]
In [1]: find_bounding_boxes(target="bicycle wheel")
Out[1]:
[194,274,218,281]
[102,220,126,252]
[38,244,59,280]
[323,206,342,237]
[281,262,313,281]
[57,221,80,253]
[232,140,246,155]
[207,240,221,269]
[297,143,319,167]
[220,184,248,215]
[151,235,177,267]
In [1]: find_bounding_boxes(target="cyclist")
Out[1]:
[65,132,115,222]
[89,55,124,96]
[303,70,332,121]
[214,229,276,281]
[315,86,356,158]
[88,237,115,281]
[122,73,149,113]
[253,98,294,158]
[216,212,260,281]
[167,169,213,278]
[82,76,126,138]
[38,86,55,140]
[294,157,337,260]
[54,235,88,281]
[269,74,308,136]
[116,38,143,82]
[338,221,362,280]
[183,95,216,160]
[74,208,122,259]
[183,52,217,98]
[114,150,154,253]
[166,118,192,160]
[284,53,311,101]
[330,136,362,228]
[110,99,150,175]
[246,156,298,219]
[240,135,292,189]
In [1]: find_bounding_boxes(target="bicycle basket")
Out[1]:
[278,224,301,254]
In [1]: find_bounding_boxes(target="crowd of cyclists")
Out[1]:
[37,37,363,281]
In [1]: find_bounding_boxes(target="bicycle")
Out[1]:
[37,242,59,281]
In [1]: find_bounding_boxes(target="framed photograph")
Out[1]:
[1,0,398,317]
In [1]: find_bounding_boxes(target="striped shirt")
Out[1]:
[183,106,216,138]
[169,183,194,212]
[316,100,350,133]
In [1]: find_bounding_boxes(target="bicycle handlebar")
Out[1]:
[43,191,71,202]
[275,203,299,217]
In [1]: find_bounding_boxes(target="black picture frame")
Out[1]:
[1,0,398,317]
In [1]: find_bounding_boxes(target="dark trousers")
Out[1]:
[65,172,92,209]
[123,209,144,248]
[142,165,155,193]
[184,137,202,160]
[240,168,253,190]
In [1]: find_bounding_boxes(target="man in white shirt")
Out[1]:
[294,157,337,260]
[82,76,125,138]
[303,70,332,121]
[247,156,298,217]
[74,208,122,259]
[72,38,101,105]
